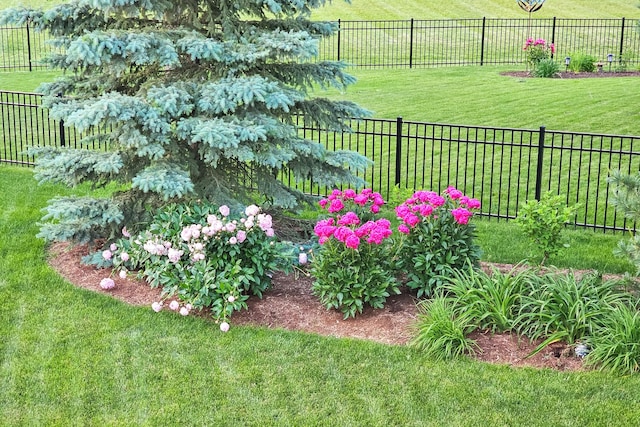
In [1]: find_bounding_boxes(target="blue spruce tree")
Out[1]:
[1,0,370,243]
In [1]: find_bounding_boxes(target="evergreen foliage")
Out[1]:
[1,0,370,242]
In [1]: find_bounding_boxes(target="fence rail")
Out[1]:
[3,90,639,232]
[1,17,639,70]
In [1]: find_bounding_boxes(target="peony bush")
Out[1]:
[311,189,400,319]
[395,187,482,298]
[105,202,281,326]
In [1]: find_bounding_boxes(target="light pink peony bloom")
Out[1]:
[298,252,308,265]
[120,252,130,262]
[265,228,275,237]
[219,205,230,217]
[119,270,127,279]
[169,300,180,311]
[110,243,117,251]
[102,250,112,260]
[186,304,193,310]
[245,205,260,216]
[122,227,131,238]
[168,248,183,263]
[99,278,115,290]
[220,322,230,332]
[151,302,163,312]
[228,295,236,303]
[229,236,238,245]
[179,307,190,316]
[236,230,247,243]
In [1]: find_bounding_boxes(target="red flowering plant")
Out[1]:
[395,187,482,298]
[311,188,400,319]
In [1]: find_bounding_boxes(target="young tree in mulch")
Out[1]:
[0,0,370,244]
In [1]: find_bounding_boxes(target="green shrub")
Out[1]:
[514,192,577,265]
[104,202,282,324]
[311,189,400,319]
[442,263,535,333]
[568,52,597,72]
[515,270,632,345]
[395,187,482,298]
[532,58,560,78]
[586,301,640,375]
[410,296,478,361]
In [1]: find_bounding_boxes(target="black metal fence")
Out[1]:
[2,17,639,70]
[320,17,640,67]
[3,90,639,232]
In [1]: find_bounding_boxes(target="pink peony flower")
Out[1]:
[99,278,115,290]
[228,295,236,303]
[370,204,380,214]
[110,243,117,251]
[467,198,481,209]
[220,322,230,332]
[446,186,463,200]
[398,224,411,234]
[151,302,163,312]
[265,228,275,237]
[219,205,230,217]
[328,199,344,213]
[343,189,356,199]
[298,252,308,265]
[120,252,130,262]
[168,248,183,263]
[179,306,190,316]
[122,227,131,238]
[345,234,360,249]
[318,198,329,208]
[229,236,238,245]
[245,205,260,216]
[236,230,247,243]
[353,194,368,206]
[102,250,112,260]
[169,300,180,311]
[119,270,127,279]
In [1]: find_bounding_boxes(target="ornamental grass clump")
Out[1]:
[395,187,482,298]
[311,188,400,319]
[104,202,281,327]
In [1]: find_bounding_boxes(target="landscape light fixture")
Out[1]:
[565,56,570,72]
[607,53,614,72]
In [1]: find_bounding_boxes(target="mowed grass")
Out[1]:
[1,164,640,425]
[310,0,640,20]
[322,66,640,135]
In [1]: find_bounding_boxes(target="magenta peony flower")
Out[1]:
[398,224,411,234]
[343,189,356,199]
[345,234,360,249]
[328,199,344,213]
[220,322,230,332]
[99,277,115,290]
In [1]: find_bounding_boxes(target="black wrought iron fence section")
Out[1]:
[318,17,639,67]
[3,18,638,70]
[2,91,640,232]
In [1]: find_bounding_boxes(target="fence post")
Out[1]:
[619,17,626,61]
[395,117,403,187]
[409,18,414,68]
[336,19,341,61]
[534,126,546,201]
[480,17,486,66]
[550,17,556,60]
[57,93,65,147]
[26,21,33,72]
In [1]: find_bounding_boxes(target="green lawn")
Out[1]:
[1,164,640,425]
